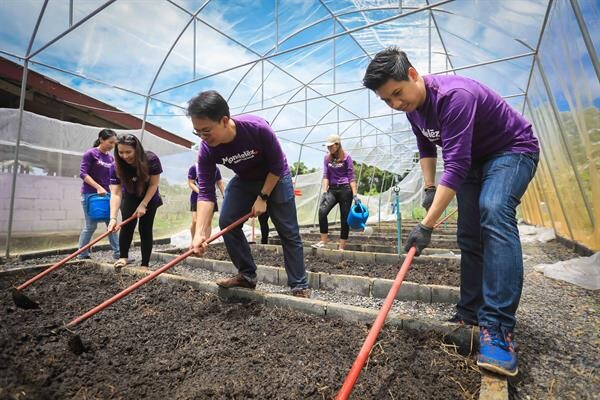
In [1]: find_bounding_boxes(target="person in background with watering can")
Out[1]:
[312,134,358,251]
[188,164,225,241]
[77,129,120,261]
[187,90,310,298]
[108,134,163,269]
[363,47,539,377]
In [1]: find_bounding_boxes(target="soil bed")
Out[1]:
[178,245,460,286]
[1,265,479,399]
[276,234,459,249]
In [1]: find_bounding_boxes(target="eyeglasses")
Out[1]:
[192,125,217,138]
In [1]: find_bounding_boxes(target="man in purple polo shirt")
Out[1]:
[188,90,310,298]
[363,47,539,377]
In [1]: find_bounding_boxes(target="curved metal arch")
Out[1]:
[185,15,400,146]
[140,1,212,140]
[151,0,453,97]
[275,4,423,51]
[28,0,116,60]
[6,0,49,257]
[147,1,212,96]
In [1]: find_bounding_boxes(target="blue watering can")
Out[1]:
[88,194,111,221]
[347,199,369,230]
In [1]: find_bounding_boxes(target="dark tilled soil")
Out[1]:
[0,266,479,399]
[274,236,459,249]
[191,245,461,287]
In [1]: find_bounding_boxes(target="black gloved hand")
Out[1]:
[422,186,436,211]
[403,223,433,256]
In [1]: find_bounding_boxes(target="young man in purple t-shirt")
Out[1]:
[188,90,309,298]
[187,165,224,240]
[363,47,539,377]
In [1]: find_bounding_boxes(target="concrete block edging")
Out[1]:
[152,251,459,305]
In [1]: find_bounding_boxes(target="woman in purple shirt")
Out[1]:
[364,47,539,377]
[312,134,358,250]
[77,129,120,260]
[107,134,163,269]
[187,164,224,240]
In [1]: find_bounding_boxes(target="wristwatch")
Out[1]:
[259,192,269,201]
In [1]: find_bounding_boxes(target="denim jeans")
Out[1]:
[78,193,120,258]
[455,152,538,331]
[219,174,308,290]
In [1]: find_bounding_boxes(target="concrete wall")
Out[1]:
[0,173,83,234]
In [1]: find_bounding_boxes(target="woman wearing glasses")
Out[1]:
[312,134,358,251]
[108,134,163,269]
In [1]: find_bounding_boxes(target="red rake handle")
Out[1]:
[336,246,416,400]
[66,212,254,328]
[435,208,457,228]
[336,209,457,400]
[15,214,138,291]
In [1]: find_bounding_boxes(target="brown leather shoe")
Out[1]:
[292,288,311,298]
[216,274,256,289]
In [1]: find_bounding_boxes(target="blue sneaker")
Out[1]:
[477,325,518,376]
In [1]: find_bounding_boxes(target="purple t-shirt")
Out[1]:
[109,151,163,205]
[323,153,355,185]
[406,75,539,191]
[188,164,222,204]
[196,115,289,202]
[79,147,114,194]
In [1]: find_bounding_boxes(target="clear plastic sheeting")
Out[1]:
[0,0,598,254]
[0,109,189,177]
[520,0,600,251]
[518,224,556,243]
[534,252,600,290]
[0,110,194,243]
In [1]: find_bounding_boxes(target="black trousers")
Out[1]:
[318,184,353,240]
[120,194,158,266]
[258,212,270,244]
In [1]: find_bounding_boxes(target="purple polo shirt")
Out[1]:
[79,147,114,194]
[406,75,539,191]
[323,153,355,185]
[109,151,163,205]
[196,115,289,202]
[188,164,222,204]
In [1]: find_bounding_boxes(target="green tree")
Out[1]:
[352,161,399,195]
[291,161,317,176]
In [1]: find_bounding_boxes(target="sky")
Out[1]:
[0,0,596,174]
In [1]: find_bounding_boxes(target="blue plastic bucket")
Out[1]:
[347,200,369,230]
[88,194,111,221]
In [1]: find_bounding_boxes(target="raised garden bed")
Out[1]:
[172,244,461,287]
[268,238,459,254]
[293,233,459,249]
[0,264,480,399]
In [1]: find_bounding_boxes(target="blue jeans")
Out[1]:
[78,193,120,259]
[455,152,538,331]
[219,174,308,290]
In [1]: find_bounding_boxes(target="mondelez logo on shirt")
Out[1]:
[222,149,258,165]
[328,160,344,168]
[97,160,112,168]
[421,127,440,142]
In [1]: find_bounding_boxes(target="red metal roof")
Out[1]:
[0,57,194,149]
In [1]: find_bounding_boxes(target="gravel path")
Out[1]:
[511,241,599,399]
[2,238,598,399]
